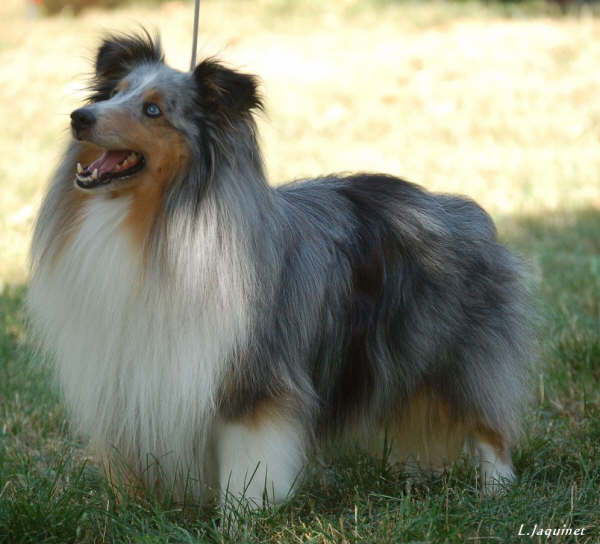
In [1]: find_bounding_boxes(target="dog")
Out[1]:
[27,31,533,509]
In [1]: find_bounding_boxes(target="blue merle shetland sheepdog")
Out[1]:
[28,31,533,508]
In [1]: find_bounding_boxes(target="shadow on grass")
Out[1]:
[500,206,600,396]
[0,206,598,542]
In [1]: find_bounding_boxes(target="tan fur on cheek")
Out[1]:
[93,111,191,247]
[124,127,190,247]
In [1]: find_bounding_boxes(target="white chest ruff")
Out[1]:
[28,196,245,490]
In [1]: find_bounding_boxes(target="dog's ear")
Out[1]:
[89,30,163,102]
[194,60,263,118]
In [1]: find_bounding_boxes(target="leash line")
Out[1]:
[190,0,200,70]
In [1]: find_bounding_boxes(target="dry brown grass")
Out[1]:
[1,0,599,283]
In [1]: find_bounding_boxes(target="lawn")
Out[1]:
[1,0,599,541]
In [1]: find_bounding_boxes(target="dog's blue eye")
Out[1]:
[144,103,162,118]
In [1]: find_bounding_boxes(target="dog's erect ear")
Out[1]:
[89,30,164,102]
[194,60,263,118]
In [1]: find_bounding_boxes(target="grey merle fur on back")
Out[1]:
[217,171,533,443]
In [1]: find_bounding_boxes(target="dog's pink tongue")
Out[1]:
[88,150,130,174]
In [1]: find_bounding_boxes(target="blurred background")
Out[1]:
[1,0,599,285]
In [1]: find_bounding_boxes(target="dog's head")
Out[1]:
[70,31,262,193]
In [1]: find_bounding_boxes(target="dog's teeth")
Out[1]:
[92,168,99,180]
[77,162,83,174]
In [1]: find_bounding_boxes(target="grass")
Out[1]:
[0,0,599,541]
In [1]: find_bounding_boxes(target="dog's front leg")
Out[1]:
[216,410,306,512]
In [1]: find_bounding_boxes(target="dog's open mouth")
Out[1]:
[75,150,145,188]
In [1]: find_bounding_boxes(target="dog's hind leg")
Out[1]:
[385,388,469,477]
[385,389,516,495]
[470,425,515,495]
[216,398,307,511]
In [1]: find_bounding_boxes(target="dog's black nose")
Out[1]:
[70,108,96,136]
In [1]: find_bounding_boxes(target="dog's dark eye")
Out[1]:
[144,103,162,118]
